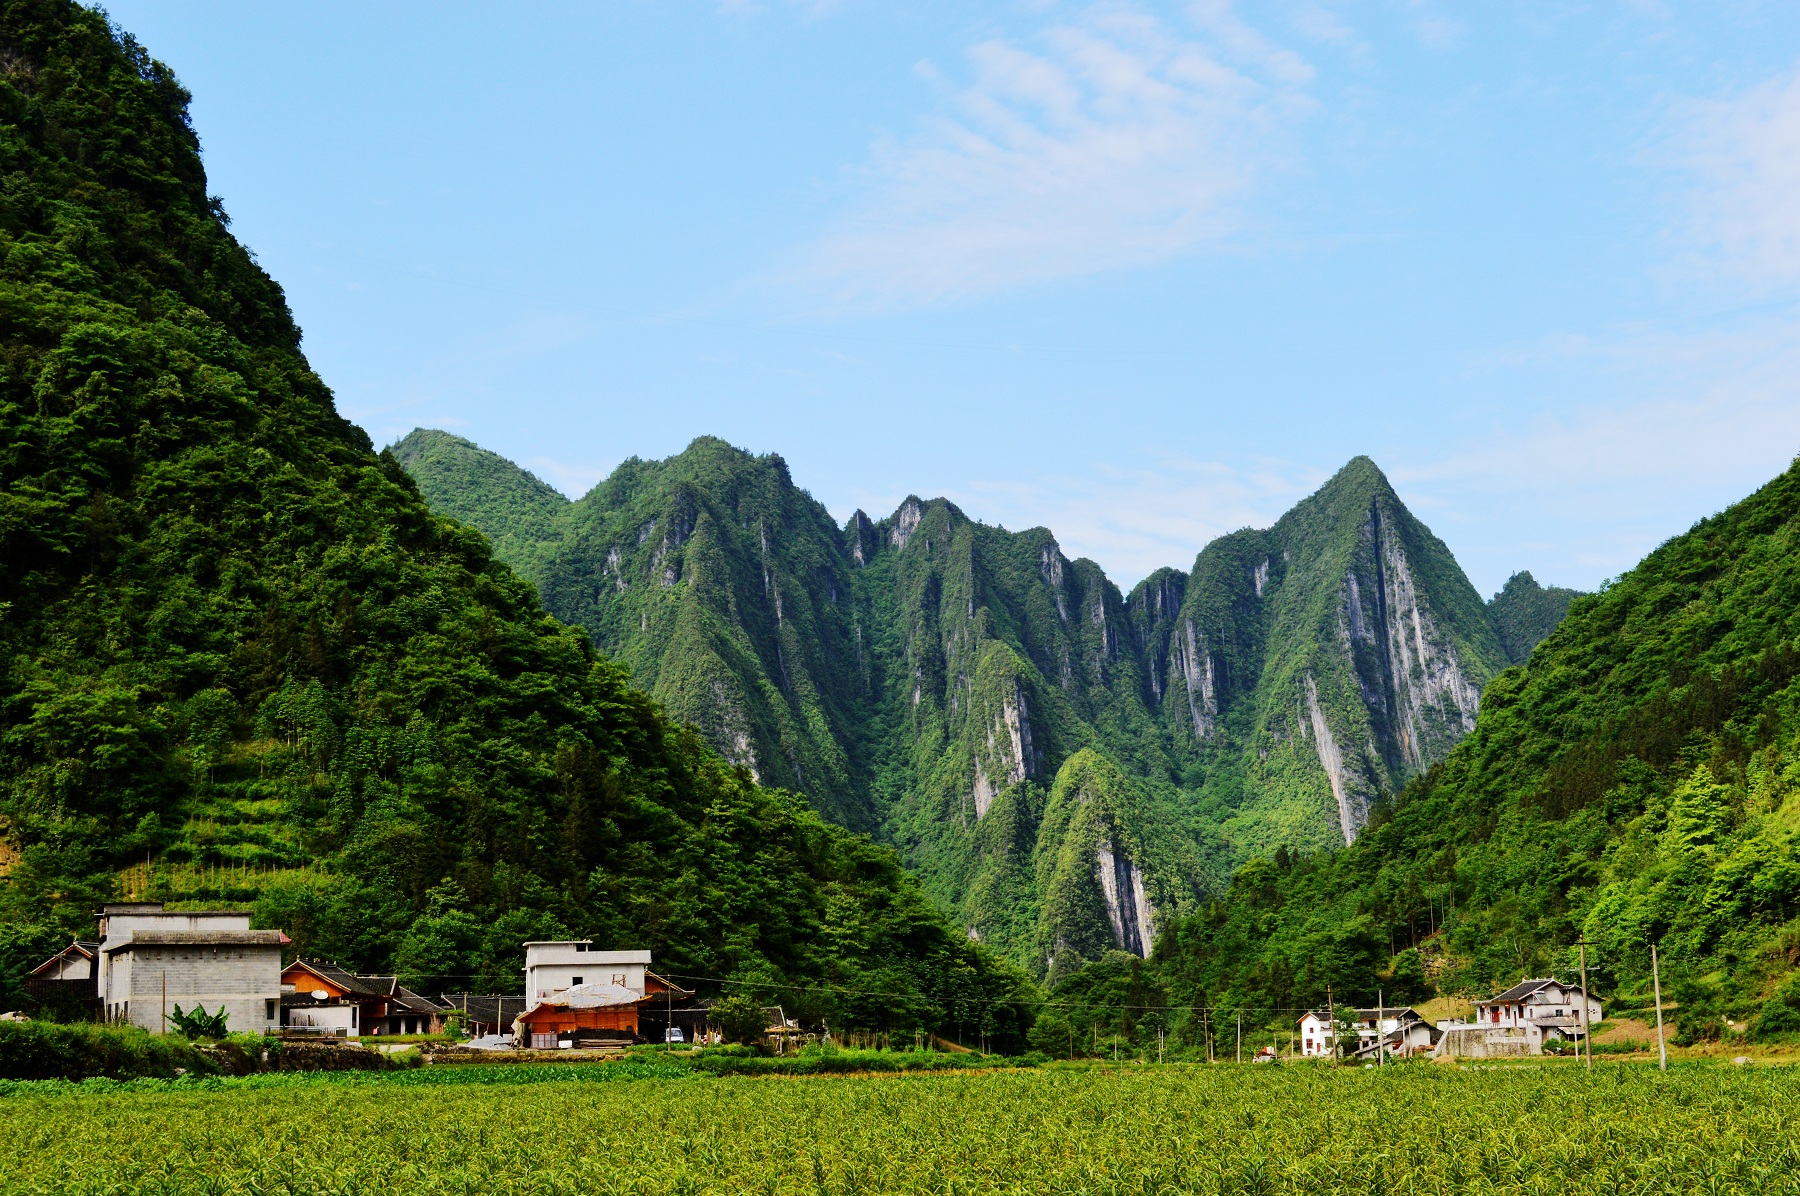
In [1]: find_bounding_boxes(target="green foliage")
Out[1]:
[0,1020,212,1081]
[6,1066,1800,1194]
[1145,454,1800,1036]
[1488,570,1581,664]
[711,994,767,1046]
[165,1004,228,1039]
[0,0,1037,1044]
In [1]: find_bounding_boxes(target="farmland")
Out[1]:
[3,1063,1798,1195]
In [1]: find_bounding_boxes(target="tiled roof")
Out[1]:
[106,930,287,952]
[1482,978,1571,1004]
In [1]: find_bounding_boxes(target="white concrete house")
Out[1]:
[94,903,285,1034]
[1473,977,1601,1038]
[522,942,651,1002]
[1435,977,1602,1056]
[1299,1007,1437,1058]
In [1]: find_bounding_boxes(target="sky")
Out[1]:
[105,0,1800,596]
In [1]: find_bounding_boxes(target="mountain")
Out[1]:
[1487,570,1581,665]
[0,1,1036,1043]
[1155,454,1800,1042]
[395,432,1567,976]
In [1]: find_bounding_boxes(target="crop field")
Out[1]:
[2,1062,1797,1195]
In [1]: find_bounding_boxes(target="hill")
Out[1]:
[1154,455,1800,1041]
[395,432,1574,976]
[0,1,1034,1042]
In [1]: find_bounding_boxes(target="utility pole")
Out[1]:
[1577,939,1593,1072]
[161,971,167,1036]
[1377,989,1385,1068]
[1651,941,1667,1073]
[1327,984,1335,1064]
[1236,1011,1241,1063]
[1158,1028,1164,1064]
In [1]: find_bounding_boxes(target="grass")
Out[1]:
[3,1060,1800,1194]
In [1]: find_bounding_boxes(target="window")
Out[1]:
[571,976,584,986]
[611,973,625,986]
[265,999,277,1021]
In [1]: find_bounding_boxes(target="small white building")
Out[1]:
[93,903,285,1034]
[522,942,651,1002]
[1298,1006,1437,1058]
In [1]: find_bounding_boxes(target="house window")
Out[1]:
[571,976,583,986]
[265,999,277,1021]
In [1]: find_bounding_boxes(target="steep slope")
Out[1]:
[401,435,1521,976]
[389,428,569,586]
[1487,570,1580,664]
[0,1,1035,1043]
[1157,456,1800,1042]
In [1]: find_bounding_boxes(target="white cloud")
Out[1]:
[798,2,1314,308]
[1672,57,1800,289]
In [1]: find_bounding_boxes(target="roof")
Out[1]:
[526,982,641,1012]
[106,930,288,953]
[30,941,98,975]
[286,960,389,997]
[391,985,442,1014]
[1481,978,1578,1005]
[439,994,531,1024]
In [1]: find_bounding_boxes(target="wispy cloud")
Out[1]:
[797,2,1315,309]
[1670,56,1800,289]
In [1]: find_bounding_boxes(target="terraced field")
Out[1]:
[3,1062,1797,1194]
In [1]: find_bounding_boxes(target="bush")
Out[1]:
[0,1021,216,1081]
[713,995,769,1047]
[1752,977,1800,1039]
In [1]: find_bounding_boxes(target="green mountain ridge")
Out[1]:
[0,2,1033,1042]
[1149,453,1800,1041]
[394,429,1573,977]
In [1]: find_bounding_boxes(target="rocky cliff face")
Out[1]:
[398,438,1552,974]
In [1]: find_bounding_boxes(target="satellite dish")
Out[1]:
[311,990,329,1001]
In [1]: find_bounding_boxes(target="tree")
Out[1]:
[713,994,768,1046]
[1028,1011,1076,1058]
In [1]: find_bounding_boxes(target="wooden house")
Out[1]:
[280,960,445,1036]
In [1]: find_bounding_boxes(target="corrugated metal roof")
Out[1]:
[106,930,288,952]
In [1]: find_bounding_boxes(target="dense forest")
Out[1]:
[0,0,1035,1046]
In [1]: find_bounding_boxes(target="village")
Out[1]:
[20,902,1616,1063]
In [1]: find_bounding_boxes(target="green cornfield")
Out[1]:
[3,1062,1798,1195]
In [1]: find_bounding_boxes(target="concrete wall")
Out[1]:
[1435,1027,1536,1059]
[113,944,281,1034]
[523,947,651,1001]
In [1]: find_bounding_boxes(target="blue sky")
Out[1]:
[108,1,1800,595]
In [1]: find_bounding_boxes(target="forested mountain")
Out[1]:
[1487,570,1581,665]
[0,1,1035,1042]
[1153,455,1800,1041]
[396,431,1568,977]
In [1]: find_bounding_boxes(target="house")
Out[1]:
[513,950,693,1049]
[90,903,285,1033]
[24,941,102,1019]
[522,942,652,1001]
[1472,977,1600,1042]
[1298,1007,1438,1058]
[279,960,445,1036]
[32,941,99,981]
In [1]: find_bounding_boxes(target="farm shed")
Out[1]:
[438,994,531,1039]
